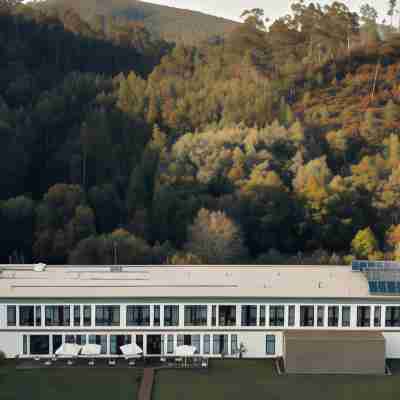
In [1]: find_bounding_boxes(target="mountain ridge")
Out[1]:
[41,0,240,43]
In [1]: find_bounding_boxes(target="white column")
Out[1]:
[160,304,164,328]
[179,304,185,328]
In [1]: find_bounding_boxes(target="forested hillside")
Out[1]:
[38,0,239,44]
[2,1,400,265]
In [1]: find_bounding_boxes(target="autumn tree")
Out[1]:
[351,227,379,259]
[185,208,247,264]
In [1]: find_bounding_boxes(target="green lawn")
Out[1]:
[153,359,400,400]
[0,364,140,400]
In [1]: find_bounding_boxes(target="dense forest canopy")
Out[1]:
[2,0,400,265]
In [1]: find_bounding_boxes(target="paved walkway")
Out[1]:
[138,368,154,400]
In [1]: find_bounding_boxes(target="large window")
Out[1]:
[29,335,49,355]
[259,306,266,326]
[153,305,160,327]
[213,334,228,355]
[385,306,400,327]
[300,306,314,327]
[73,305,81,327]
[164,305,179,326]
[7,306,16,326]
[20,306,34,326]
[288,305,296,326]
[357,306,371,327]
[218,306,236,326]
[342,306,350,327]
[203,335,210,354]
[269,306,284,327]
[266,335,276,355]
[231,334,238,355]
[45,306,70,327]
[328,306,339,327]
[374,306,381,327]
[83,305,91,326]
[184,306,208,326]
[88,335,107,354]
[241,305,257,326]
[52,335,62,354]
[211,305,217,326]
[127,305,150,326]
[110,335,131,355]
[167,335,174,354]
[177,334,200,353]
[95,306,120,326]
[317,306,324,327]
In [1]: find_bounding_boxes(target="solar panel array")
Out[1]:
[352,260,400,294]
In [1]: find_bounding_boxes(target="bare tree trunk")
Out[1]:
[371,61,380,100]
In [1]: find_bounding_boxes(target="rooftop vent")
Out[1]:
[33,263,46,272]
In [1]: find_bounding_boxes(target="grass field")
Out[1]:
[0,363,140,400]
[153,359,400,400]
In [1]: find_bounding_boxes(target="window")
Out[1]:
[259,306,266,326]
[218,305,236,326]
[65,335,75,343]
[45,306,70,326]
[89,335,107,354]
[35,306,41,326]
[231,334,238,355]
[357,306,371,327]
[153,305,160,327]
[83,305,91,326]
[374,306,381,327]
[7,306,16,326]
[328,306,339,327]
[266,335,276,355]
[127,306,150,326]
[241,305,257,326]
[212,305,217,326]
[288,305,296,326]
[213,335,228,354]
[269,306,284,327]
[20,306,34,326]
[136,335,143,350]
[167,335,174,354]
[76,335,86,345]
[203,335,210,354]
[184,306,208,326]
[164,305,179,326]
[317,306,324,327]
[30,335,49,355]
[73,305,81,326]
[300,306,314,327]
[192,335,201,354]
[52,335,62,354]
[177,334,184,346]
[385,306,400,327]
[23,335,28,355]
[342,306,350,327]
[95,306,120,326]
[110,335,131,355]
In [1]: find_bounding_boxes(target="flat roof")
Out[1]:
[0,264,390,300]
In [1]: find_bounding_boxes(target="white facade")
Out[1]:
[1,264,400,359]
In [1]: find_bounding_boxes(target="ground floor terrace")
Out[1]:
[2,329,400,361]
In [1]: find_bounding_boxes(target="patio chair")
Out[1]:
[67,359,74,366]
[160,356,167,363]
[44,359,52,366]
[201,358,208,368]
[88,359,95,367]
[175,357,183,367]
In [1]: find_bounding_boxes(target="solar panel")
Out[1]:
[378,281,387,292]
[368,281,378,292]
[388,281,396,293]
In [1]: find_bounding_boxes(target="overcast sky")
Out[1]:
[143,0,392,23]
